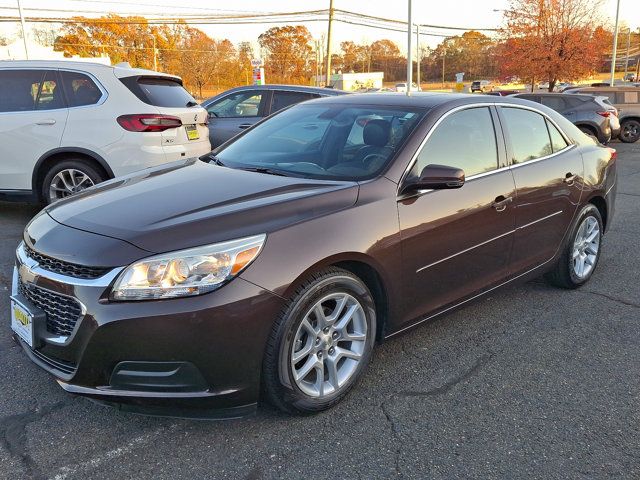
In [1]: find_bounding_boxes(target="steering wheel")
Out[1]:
[278,162,327,174]
[361,153,387,169]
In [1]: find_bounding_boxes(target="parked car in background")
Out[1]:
[394,82,420,93]
[201,85,346,148]
[513,93,613,143]
[566,86,640,143]
[11,94,616,417]
[471,80,495,93]
[0,60,210,204]
[623,73,637,82]
[484,89,520,96]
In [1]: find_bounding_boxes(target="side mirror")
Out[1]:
[401,164,465,194]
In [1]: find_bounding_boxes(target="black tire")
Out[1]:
[620,119,640,143]
[41,158,106,205]
[544,204,604,289]
[262,267,376,414]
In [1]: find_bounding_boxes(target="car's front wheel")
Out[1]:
[545,204,603,289]
[620,119,640,143]
[262,268,376,414]
[42,159,106,204]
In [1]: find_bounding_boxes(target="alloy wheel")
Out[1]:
[621,122,639,142]
[290,293,368,398]
[572,216,600,279]
[49,168,95,202]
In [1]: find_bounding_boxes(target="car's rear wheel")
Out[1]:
[544,204,603,289]
[262,268,376,414]
[620,119,640,143]
[42,159,105,204]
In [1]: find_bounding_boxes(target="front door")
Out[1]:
[398,106,517,325]
[497,106,583,274]
[205,90,270,148]
[0,69,68,190]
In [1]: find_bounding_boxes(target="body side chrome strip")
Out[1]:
[415,210,563,273]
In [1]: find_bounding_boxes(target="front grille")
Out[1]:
[18,282,83,336]
[25,244,110,279]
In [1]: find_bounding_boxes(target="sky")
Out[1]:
[1,0,638,52]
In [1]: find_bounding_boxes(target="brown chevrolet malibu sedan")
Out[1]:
[11,94,617,418]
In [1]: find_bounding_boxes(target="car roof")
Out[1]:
[0,59,181,81]
[300,92,553,110]
[202,84,347,102]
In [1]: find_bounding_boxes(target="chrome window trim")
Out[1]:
[397,102,577,195]
[0,66,108,114]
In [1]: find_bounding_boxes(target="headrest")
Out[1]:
[363,119,391,147]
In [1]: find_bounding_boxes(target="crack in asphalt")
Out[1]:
[618,191,640,197]
[577,289,640,309]
[378,354,491,478]
[0,400,73,480]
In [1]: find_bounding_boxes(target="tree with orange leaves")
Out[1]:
[499,0,609,91]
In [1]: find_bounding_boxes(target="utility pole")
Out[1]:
[609,0,621,86]
[416,24,420,90]
[624,28,631,78]
[636,28,640,81]
[406,0,412,96]
[442,45,446,88]
[16,0,28,59]
[152,35,158,71]
[325,0,334,87]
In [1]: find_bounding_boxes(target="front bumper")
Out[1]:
[11,243,285,418]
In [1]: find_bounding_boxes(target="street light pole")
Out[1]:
[16,0,29,59]
[609,0,621,86]
[406,0,412,96]
[416,24,420,90]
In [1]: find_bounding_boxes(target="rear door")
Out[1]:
[268,90,320,115]
[204,90,270,148]
[0,69,68,190]
[497,106,583,274]
[397,106,517,324]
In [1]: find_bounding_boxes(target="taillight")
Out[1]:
[596,111,610,118]
[117,114,182,132]
[607,147,617,161]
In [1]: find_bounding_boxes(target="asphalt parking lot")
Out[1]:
[1,142,639,480]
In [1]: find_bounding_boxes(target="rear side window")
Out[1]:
[271,91,318,114]
[502,107,553,163]
[0,70,43,112]
[60,71,102,107]
[121,76,196,108]
[546,120,569,152]
[414,107,498,177]
[540,96,567,111]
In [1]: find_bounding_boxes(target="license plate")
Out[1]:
[185,124,199,141]
[11,299,33,348]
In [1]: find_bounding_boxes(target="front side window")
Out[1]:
[216,104,425,180]
[502,107,553,164]
[0,70,44,112]
[36,71,65,110]
[411,107,498,178]
[60,71,102,107]
[540,96,567,112]
[208,91,264,118]
[271,91,317,114]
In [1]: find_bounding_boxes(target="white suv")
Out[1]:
[0,60,211,204]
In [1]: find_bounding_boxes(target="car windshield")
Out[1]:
[215,103,426,180]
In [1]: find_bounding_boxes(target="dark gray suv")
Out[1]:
[513,93,612,144]
[201,85,347,148]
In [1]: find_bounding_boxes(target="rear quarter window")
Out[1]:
[120,76,196,108]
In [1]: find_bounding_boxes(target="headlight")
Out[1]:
[111,234,266,300]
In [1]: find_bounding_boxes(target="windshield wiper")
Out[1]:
[207,154,226,167]
[236,166,291,177]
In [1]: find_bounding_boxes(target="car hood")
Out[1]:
[46,159,359,254]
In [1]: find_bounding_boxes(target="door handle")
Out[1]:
[238,123,252,129]
[492,195,513,212]
[35,119,56,126]
[563,173,577,186]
